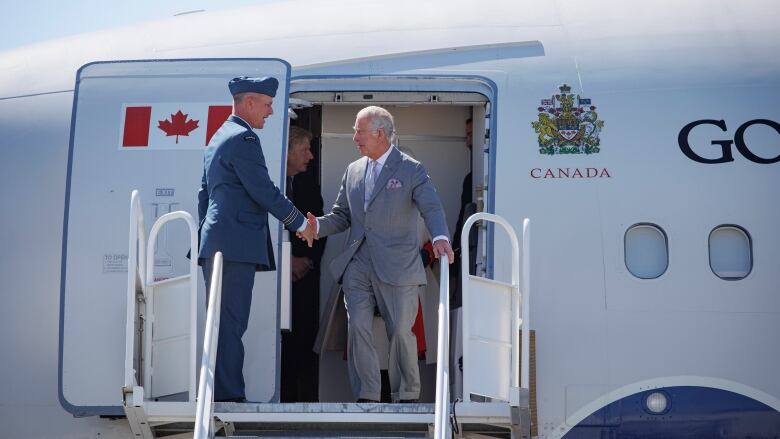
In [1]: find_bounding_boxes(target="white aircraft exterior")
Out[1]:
[0,0,778,438]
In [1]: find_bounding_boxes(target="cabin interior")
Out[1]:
[284,91,489,402]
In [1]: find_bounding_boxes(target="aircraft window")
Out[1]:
[624,224,668,279]
[709,225,752,280]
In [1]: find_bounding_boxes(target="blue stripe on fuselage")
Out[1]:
[563,386,780,438]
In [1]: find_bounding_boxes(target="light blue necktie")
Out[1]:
[364,160,378,211]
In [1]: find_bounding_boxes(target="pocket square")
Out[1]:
[387,178,403,189]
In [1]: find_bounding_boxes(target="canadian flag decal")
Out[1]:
[122,106,152,147]
[206,105,233,145]
[121,104,232,149]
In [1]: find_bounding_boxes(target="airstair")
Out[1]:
[122,191,532,438]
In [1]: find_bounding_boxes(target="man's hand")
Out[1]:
[307,212,318,230]
[291,256,312,282]
[432,239,455,264]
[296,216,318,247]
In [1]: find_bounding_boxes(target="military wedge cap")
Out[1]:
[228,76,279,97]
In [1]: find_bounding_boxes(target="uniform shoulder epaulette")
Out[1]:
[243,134,257,142]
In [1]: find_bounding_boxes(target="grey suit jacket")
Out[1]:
[318,147,449,286]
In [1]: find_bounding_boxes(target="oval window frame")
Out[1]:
[708,224,753,281]
[624,223,669,280]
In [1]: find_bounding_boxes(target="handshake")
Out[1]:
[296,212,319,247]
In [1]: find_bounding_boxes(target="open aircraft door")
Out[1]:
[60,59,292,415]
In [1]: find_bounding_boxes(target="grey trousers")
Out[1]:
[342,244,421,401]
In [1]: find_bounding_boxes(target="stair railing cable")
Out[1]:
[433,253,451,439]
[194,251,223,439]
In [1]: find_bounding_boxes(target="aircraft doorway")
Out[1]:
[284,91,490,403]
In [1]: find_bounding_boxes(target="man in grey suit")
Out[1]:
[308,106,454,403]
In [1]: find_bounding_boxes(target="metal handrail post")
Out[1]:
[433,254,451,439]
[194,252,223,439]
[145,210,199,401]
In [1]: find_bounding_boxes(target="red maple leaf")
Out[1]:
[158,110,199,143]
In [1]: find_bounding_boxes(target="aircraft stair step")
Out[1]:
[224,433,427,438]
[215,402,435,414]
[218,421,511,438]
[223,433,427,438]
[141,401,520,437]
[213,417,431,439]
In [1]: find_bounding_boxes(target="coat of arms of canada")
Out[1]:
[532,84,604,155]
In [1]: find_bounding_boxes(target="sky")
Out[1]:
[0,0,271,51]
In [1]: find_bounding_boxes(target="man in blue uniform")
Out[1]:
[281,126,326,402]
[198,76,315,402]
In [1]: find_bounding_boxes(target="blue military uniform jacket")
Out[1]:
[198,115,304,270]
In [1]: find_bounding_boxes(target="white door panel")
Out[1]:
[62,59,290,411]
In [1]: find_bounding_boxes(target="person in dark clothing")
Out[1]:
[451,118,478,307]
[280,126,326,402]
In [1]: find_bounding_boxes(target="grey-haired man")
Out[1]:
[307,106,454,402]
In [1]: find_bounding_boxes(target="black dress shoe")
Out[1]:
[399,399,419,403]
[356,398,379,403]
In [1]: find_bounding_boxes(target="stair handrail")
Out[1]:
[433,253,451,439]
[460,214,530,401]
[194,251,224,439]
[145,210,199,401]
[124,190,146,390]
